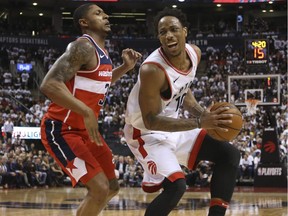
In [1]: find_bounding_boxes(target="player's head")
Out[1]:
[154,7,189,36]
[154,7,189,57]
[73,3,111,35]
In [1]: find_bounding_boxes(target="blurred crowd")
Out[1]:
[0,28,287,189]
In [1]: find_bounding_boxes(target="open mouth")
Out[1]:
[167,42,178,49]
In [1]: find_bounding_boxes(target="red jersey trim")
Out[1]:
[167,171,185,182]
[83,34,109,58]
[142,181,163,193]
[187,129,206,170]
[132,127,148,159]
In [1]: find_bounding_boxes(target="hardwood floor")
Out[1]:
[0,186,287,216]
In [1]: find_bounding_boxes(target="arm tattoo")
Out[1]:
[52,41,93,83]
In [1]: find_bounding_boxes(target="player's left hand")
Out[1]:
[121,48,142,71]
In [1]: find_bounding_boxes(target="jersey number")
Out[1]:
[175,93,186,112]
[98,83,110,106]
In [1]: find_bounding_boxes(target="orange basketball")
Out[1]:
[206,102,243,142]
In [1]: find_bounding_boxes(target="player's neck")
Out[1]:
[83,31,106,49]
[163,50,190,71]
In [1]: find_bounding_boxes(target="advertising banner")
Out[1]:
[12,127,41,140]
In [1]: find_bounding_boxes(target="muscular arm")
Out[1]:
[183,89,205,118]
[40,39,95,117]
[139,44,232,132]
[40,39,102,144]
[139,64,199,132]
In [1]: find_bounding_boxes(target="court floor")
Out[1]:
[0,186,287,216]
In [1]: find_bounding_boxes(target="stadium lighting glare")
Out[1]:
[39,13,43,16]
[32,2,38,6]
[20,12,23,15]
[268,1,273,4]
[262,10,267,12]
[178,0,185,2]
[269,9,274,12]
[172,5,177,8]
[216,4,222,7]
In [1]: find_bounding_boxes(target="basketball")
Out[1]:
[206,102,243,142]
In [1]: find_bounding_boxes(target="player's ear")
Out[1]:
[79,18,88,28]
[183,27,188,37]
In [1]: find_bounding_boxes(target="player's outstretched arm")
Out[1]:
[111,48,142,84]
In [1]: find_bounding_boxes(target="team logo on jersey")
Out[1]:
[147,160,157,175]
[173,76,180,83]
[98,70,112,77]
[65,157,87,182]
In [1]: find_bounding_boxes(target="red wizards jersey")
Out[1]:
[46,34,112,129]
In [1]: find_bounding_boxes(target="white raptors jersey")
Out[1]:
[125,43,198,134]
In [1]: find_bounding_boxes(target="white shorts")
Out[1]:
[124,124,206,192]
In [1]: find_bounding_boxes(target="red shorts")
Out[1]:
[41,116,116,187]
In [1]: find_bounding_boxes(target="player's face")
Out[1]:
[80,5,111,35]
[157,16,187,57]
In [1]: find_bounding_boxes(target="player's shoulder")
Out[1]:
[187,43,201,63]
[66,37,95,54]
[141,62,160,74]
[187,44,201,55]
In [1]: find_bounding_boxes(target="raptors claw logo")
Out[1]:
[264,141,276,153]
[147,160,157,175]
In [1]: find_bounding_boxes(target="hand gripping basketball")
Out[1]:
[205,102,243,142]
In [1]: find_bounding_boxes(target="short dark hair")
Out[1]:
[73,3,94,32]
[154,7,189,35]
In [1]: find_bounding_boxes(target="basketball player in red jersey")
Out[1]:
[40,3,141,216]
[124,8,240,216]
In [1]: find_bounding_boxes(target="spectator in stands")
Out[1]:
[13,157,31,188]
[3,117,14,141]
[239,153,254,181]
[34,156,48,187]
[5,155,18,188]
[123,157,137,187]
[194,161,213,187]
[39,3,141,216]
[50,160,65,187]
[115,155,127,186]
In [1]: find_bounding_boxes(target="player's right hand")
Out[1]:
[200,107,233,132]
[83,109,103,146]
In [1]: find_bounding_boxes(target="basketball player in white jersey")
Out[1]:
[124,8,240,216]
